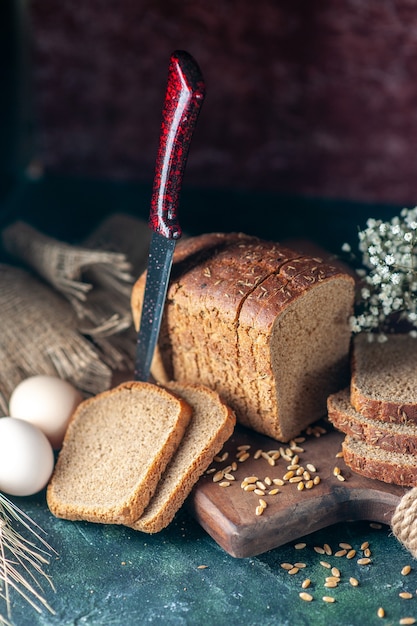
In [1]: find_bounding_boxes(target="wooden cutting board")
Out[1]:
[189,422,407,558]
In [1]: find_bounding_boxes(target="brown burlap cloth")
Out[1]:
[0,213,151,412]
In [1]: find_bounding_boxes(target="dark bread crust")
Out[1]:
[342,436,417,487]
[328,389,417,455]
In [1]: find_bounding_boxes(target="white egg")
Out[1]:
[9,375,82,449]
[0,418,55,496]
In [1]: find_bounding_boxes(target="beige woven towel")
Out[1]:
[1,215,152,371]
[0,264,113,414]
[1,220,134,330]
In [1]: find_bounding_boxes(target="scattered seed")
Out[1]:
[399,618,416,625]
[254,488,266,496]
[253,448,263,460]
[346,549,356,559]
[303,471,311,481]
[280,563,294,570]
[224,473,235,481]
[197,565,208,569]
[243,476,258,485]
[335,451,344,458]
[213,452,229,463]
[322,596,335,603]
[361,541,369,550]
[238,452,250,462]
[370,522,382,529]
[294,562,307,569]
[258,498,267,509]
[255,505,264,516]
[218,481,230,488]
[364,548,371,558]
[237,445,251,451]
[333,467,341,476]
[299,592,313,602]
[339,542,352,550]
[301,579,311,589]
[289,476,303,484]
[283,471,295,481]
[335,549,347,557]
[268,488,280,495]
[294,542,307,550]
[357,557,371,566]
[291,446,305,453]
[212,471,225,483]
[293,436,306,443]
[313,476,321,485]
[323,543,332,556]
[314,546,325,554]
[264,476,272,486]
[324,581,338,588]
[243,484,257,492]
[402,565,412,576]
[288,567,299,575]
[400,592,413,599]
[273,478,285,486]
[297,482,305,491]
[331,567,340,578]
[305,480,314,489]
[377,607,385,618]
[349,577,359,587]
[256,481,266,491]
[320,561,332,569]
[205,468,216,474]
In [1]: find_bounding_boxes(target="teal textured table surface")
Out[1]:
[6,493,417,626]
[1,176,415,625]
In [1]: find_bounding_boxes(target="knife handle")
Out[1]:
[149,50,205,239]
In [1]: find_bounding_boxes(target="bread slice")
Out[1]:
[328,388,417,455]
[351,333,417,424]
[129,382,236,533]
[342,435,417,487]
[46,381,192,525]
[131,232,355,442]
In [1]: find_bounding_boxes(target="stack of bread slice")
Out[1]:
[47,380,235,532]
[327,333,417,487]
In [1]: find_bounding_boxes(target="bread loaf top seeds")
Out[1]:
[131,233,355,442]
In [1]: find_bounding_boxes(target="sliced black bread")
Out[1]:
[342,435,417,487]
[129,381,236,533]
[328,388,417,455]
[351,333,417,424]
[46,381,192,525]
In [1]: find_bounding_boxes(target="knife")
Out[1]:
[134,50,206,381]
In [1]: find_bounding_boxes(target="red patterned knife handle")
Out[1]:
[149,50,206,239]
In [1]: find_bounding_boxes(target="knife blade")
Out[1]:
[134,50,205,381]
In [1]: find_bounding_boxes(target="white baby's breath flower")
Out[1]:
[345,206,417,335]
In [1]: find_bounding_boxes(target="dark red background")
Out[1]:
[28,1,417,206]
